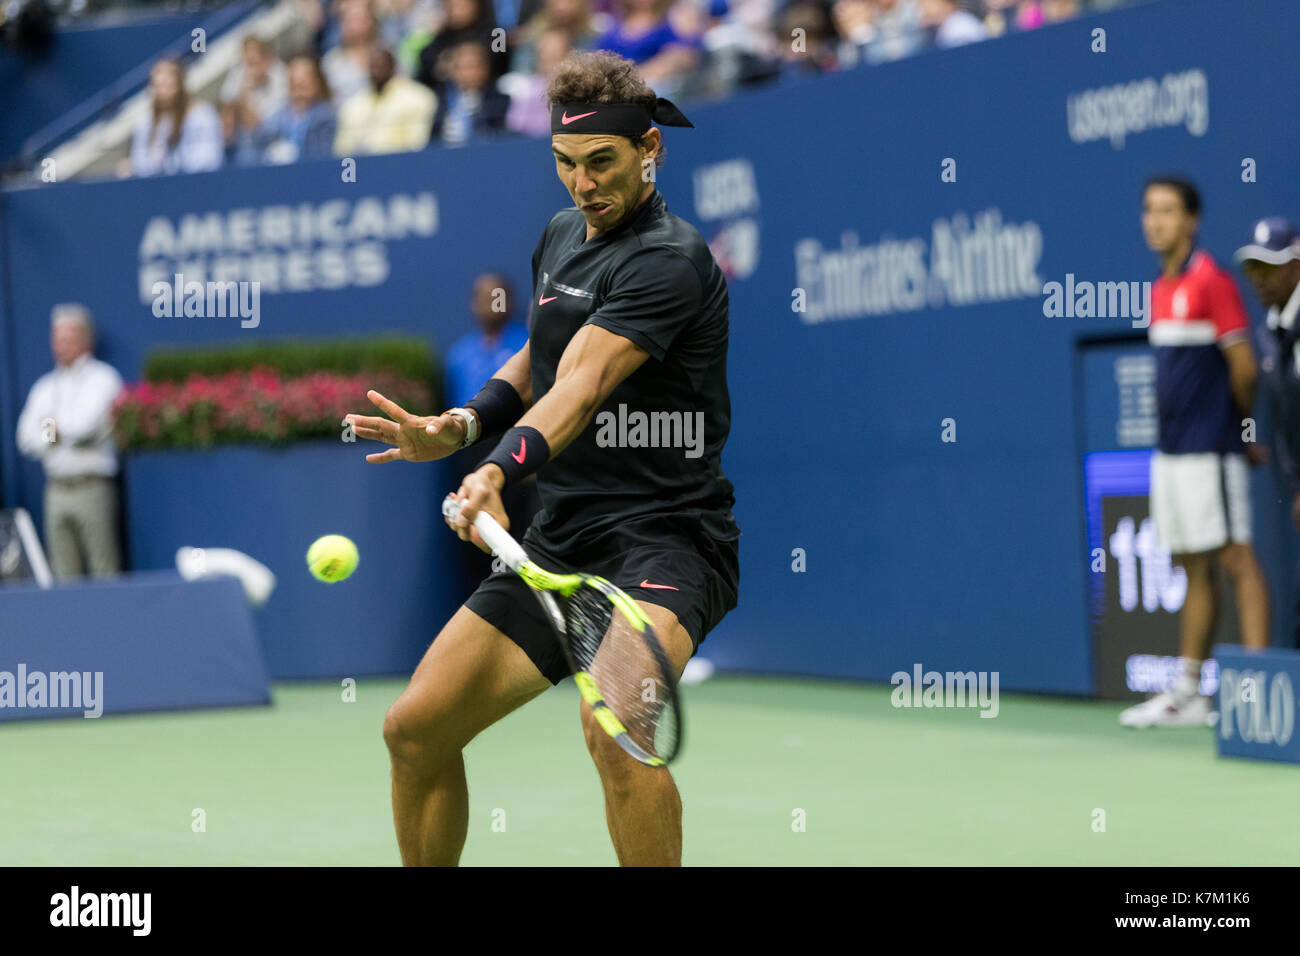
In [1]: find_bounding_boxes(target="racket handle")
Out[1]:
[441,496,529,571]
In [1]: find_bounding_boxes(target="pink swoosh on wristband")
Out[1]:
[511,436,526,464]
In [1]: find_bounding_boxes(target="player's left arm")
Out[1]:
[488,245,702,462]
[1223,339,1259,420]
[449,326,648,546]
[512,325,649,457]
[1210,268,1259,422]
[450,246,701,542]
[463,325,648,490]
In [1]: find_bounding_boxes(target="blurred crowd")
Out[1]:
[125,0,1125,176]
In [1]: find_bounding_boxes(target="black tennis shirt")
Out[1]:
[523,187,739,554]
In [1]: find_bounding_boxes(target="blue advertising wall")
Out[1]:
[2,0,1298,692]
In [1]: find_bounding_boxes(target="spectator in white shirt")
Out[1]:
[130,58,224,177]
[15,305,125,580]
[221,36,289,155]
[863,0,924,64]
[920,0,987,48]
[502,28,571,138]
[323,0,381,105]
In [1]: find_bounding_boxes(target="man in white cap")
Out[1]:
[1237,216,1300,646]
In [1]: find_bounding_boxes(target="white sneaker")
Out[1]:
[680,657,715,685]
[1119,692,1212,728]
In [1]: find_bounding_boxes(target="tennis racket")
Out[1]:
[442,495,682,766]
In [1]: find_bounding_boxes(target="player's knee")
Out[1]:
[383,699,457,770]
[1218,543,1258,578]
[381,703,418,760]
[579,708,605,754]
[580,708,639,787]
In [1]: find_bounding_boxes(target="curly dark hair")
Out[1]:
[546,51,666,167]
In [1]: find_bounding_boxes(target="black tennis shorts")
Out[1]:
[464,514,740,685]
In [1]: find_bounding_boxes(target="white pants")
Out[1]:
[1149,452,1251,555]
[44,476,121,579]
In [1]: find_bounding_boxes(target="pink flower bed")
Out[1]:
[112,367,433,450]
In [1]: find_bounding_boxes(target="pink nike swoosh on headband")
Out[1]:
[538,294,557,304]
[639,580,679,590]
[561,110,597,125]
[511,436,526,463]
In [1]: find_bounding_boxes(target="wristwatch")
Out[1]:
[445,407,479,448]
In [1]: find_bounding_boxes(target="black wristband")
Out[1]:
[480,426,550,488]
[464,378,525,439]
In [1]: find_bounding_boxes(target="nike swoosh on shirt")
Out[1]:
[639,580,679,590]
[561,110,597,125]
[538,295,558,305]
[511,436,526,463]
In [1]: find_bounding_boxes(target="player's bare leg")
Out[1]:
[580,602,694,866]
[1121,550,1219,726]
[1174,552,1216,661]
[1217,542,1270,648]
[383,605,550,866]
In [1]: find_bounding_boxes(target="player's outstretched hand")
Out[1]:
[446,466,508,553]
[345,390,465,463]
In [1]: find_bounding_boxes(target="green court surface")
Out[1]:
[1,676,1294,866]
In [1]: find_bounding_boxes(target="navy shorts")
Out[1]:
[464,514,740,685]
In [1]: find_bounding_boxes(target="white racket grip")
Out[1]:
[441,496,529,571]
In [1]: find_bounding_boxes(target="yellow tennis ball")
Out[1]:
[307,534,358,583]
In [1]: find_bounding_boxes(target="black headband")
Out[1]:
[551,98,695,135]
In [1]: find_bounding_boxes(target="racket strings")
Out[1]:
[567,587,678,762]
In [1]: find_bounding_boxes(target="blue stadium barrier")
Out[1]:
[123,442,465,679]
[2,0,1298,692]
[0,571,270,721]
[1214,644,1300,764]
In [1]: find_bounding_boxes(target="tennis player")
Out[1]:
[1120,176,1270,728]
[346,51,739,866]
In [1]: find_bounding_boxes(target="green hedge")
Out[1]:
[142,336,438,388]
